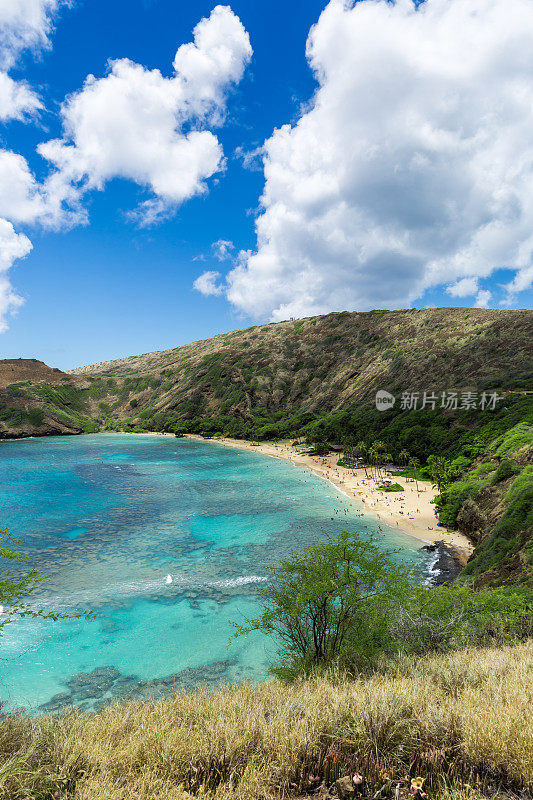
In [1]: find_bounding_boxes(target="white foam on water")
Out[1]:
[425,552,442,585]
[29,572,269,610]
[211,576,268,588]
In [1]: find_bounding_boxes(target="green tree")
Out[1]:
[0,529,93,637]
[237,532,412,676]
[356,441,367,458]
[367,446,378,480]
[427,454,452,493]
[311,441,330,456]
[408,456,420,491]
[373,440,385,476]
[356,441,369,477]
[398,449,410,469]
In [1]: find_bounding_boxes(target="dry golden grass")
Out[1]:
[0,642,531,800]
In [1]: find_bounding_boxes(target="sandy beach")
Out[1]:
[187,435,473,562]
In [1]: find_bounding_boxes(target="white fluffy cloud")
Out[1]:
[0,72,41,121]
[39,5,252,224]
[446,276,492,308]
[446,278,479,299]
[0,0,66,327]
[0,0,61,67]
[475,289,492,309]
[0,4,251,331]
[0,149,47,222]
[0,218,31,332]
[0,0,64,120]
[225,0,533,320]
[0,150,41,331]
[193,270,224,296]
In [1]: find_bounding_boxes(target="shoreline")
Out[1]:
[186,435,473,562]
[2,429,473,567]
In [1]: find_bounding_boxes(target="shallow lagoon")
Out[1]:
[0,434,430,711]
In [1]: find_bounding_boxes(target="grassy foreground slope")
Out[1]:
[1,641,531,800]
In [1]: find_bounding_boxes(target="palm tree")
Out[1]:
[343,441,354,465]
[398,449,410,471]
[371,440,386,478]
[365,445,373,478]
[381,452,393,478]
[427,454,450,493]
[356,441,368,476]
[408,456,420,492]
[367,447,379,480]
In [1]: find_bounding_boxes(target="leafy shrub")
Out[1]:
[492,422,533,458]
[82,421,99,433]
[237,532,413,677]
[240,532,532,680]
[434,479,482,528]
[27,408,44,426]
[493,458,521,484]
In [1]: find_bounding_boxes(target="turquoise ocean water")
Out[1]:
[0,434,431,711]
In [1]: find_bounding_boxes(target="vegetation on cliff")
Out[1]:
[2,308,531,442]
[430,422,533,586]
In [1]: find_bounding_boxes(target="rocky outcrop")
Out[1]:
[0,358,67,389]
[0,360,91,439]
[456,442,533,586]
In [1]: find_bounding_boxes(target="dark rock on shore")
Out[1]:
[422,541,465,585]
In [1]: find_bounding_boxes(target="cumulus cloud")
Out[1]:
[475,290,492,309]
[193,269,224,296]
[0,0,65,121]
[446,277,479,298]
[0,0,67,331]
[0,218,31,332]
[0,0,62,67]
[0,149,47,223]
[0,5,251,332]
[38,5,252,224]
[0,72,41,121]
[224,0,533,320]
[0,151,40,331]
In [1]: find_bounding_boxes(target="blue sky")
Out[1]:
[1,0,532,369]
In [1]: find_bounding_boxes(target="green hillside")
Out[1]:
[0,307,531,585]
